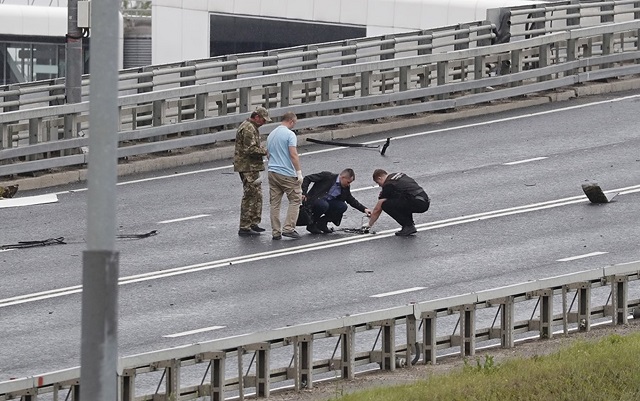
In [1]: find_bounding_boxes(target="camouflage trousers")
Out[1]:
[0,185,18,199]
[239,171,262,230]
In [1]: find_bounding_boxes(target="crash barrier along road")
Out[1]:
[1,260,639,400]
[1,6,640,178]
[1,0,638,112]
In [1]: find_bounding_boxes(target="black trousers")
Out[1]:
[381,197,430,227]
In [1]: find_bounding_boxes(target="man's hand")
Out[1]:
[296,170,304,184]
[364,208,372,217]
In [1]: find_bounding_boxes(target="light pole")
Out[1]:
[79,0,120,400]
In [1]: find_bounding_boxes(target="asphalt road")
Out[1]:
[1,90,639,381]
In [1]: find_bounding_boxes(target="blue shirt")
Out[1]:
[325,177,342,200]
[266,125,297,177]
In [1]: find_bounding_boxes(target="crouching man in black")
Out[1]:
[301,169,371,234]
[366,169,430,236]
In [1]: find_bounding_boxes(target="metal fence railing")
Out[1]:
[1,0,638,113]
[2,260,638,400]
[1,20,639,178]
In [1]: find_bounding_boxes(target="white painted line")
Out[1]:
[163,326,226,338]
[503,157,548,166]
[0,249,15,253]
[557,252,608,262]
[0,194,58,209]
[370,287,426,298]
[50,93,640,196]
[158,214,210,224]
[4,183,640,308]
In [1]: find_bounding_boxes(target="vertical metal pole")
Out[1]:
[66,0,83,104]
[80,1,120,401]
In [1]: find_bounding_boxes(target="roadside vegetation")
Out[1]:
[334,333,640,401]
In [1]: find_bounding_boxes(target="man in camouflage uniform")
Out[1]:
[0,185,18,199]
[234,107,271,236]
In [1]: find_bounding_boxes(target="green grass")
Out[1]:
[334,333,640,401]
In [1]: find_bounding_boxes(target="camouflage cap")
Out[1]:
[255,107,272,122]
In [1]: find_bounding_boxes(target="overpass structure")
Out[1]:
[1,0,639,181]
[1,0,640,399]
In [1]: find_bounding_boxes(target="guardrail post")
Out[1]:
[49,79,65,106]
[602,32,614,70]
[538,43,551,82]
[421,311,437,365]
[436,61,449,100]
[474,56,486,93]
[339,40,357,100]
[195,93,207,135]
[398,66,410,105]
[460,304,476,356]
[254,343,271,397]
[359,71,372,111]
[341,326,355,379]
[239,87,250,113]
[28,118,42,161]
[152,99,166,142]
[405,314,417,366]
[63,113,78,155]
[223,55,238,114]
[121,369,135,401]
[303,45,319,104]
[320,77,332,116]
[281,81,291,107]
[263,50,278,109]
[538,289,554,339]
[380,320,396,371]
[0,123,9,151]
[509,49,522,87]
[612,275,629,325]
[209,352,226,401]
[499,297,515,348]
[165,359,180,400]
[566,38,578,77]
[381,35,396,93]
[237,346,245,401]
[294,335,313,390]
[576,282,592,332]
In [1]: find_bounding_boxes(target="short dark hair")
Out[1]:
[340,168,355,180]
[372,169,387,180]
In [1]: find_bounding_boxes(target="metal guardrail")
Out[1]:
[2,260,639,400]
[1,20,639,178]
[1,0,638,112]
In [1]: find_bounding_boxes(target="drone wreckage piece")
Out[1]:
[306,137,391,156]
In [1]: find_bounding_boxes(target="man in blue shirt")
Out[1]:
[266,112,303,240]
[301,169,371,234]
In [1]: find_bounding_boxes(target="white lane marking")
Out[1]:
[503,157,548,165]
[158,214,210,224]
[4,183,639,308]
[557,252,609,262]
[50,93,640,196]
[163,326,226,338]
[0,249,15,253]
[0,194,58,209]
[370,287,426,298]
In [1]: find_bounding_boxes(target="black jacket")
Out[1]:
[302,171,367,213]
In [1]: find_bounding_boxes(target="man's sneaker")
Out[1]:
[282,230,301,239]
[395,225,417,236]
[272,234,282,240]
[238,228,260,236]
[316,220,333,234]
[306,224,323,234]
[250,224,266,232]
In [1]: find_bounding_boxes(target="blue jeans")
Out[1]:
[311,198,348,225]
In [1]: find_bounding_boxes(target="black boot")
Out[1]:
[395,225,417,236]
